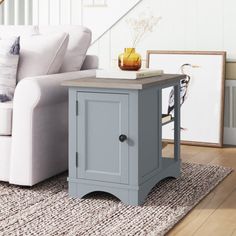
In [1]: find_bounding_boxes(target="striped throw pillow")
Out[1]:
[0,36,20,102]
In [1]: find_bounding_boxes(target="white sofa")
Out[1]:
[0,26,98,186]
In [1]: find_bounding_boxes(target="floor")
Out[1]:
[164,145,236,236]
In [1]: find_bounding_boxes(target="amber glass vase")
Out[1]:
[118,48,142,71]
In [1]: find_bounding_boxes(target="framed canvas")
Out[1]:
[147,51,226,147]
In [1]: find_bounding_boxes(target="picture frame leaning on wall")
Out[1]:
[147,50,226,147]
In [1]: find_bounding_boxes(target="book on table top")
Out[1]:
[162,114,172,123]
[96,69,164,80]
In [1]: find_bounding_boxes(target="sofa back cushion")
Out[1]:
[0,26,69,80]
[0,25,92,76]
[38,25,92,72]
[17,32,69,81]
[0,37,20,102]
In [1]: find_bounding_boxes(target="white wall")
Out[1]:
[2,0,236,69]
[30,0,140,41]
[82,0,140,43]
[89,0,236,69]
[31,0,82,25]
[0,0,33,25]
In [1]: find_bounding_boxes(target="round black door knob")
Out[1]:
[119,134,127,142]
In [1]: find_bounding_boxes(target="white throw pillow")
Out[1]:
[0,37,20,102]
[17,32,69,81]
[38,26,92,72]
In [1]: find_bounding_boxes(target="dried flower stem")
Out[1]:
[126,13,162,48]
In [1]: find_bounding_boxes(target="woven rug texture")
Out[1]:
[0,162,232,236]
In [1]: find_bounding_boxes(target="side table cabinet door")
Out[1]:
[77,92,129,184]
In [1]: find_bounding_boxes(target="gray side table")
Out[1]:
[62,74,184,206]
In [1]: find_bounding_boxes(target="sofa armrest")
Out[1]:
[9,69,95,186]
[14,69,96,106]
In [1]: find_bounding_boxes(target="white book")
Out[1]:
[96,69,164,80]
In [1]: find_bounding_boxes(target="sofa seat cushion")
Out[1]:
[0,101,13,135]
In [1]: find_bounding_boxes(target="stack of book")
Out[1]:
[162,114,172,123]
[96,69,164,80]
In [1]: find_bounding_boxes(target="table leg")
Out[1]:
[174,82,181,161]
[158,88,162,168]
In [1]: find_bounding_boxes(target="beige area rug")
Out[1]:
[0,163,232,236]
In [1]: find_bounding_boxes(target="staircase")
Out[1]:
[90,0,143,45]
[0,0,143,43]
[0,0,144,68]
